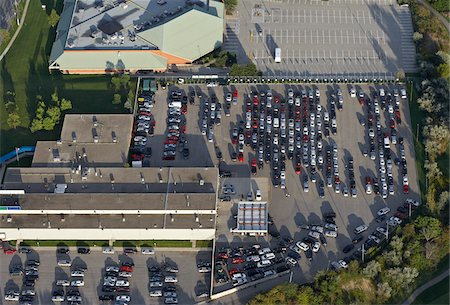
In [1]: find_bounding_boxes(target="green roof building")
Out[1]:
[49,0,224,74]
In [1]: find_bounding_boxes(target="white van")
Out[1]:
[354,225,368,234]
[57,259,71,267]
[274,48,281,63]
[273,118,280,128]
[325,230,338,238]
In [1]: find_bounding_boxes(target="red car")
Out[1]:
[232,257,245,264]
[403,184,409,194]
[217,252,229,259]
[295,163,301,175]
[274,95,280,103]
[238,152,244,162]
[251,158,257,175]
[120,265,133,272]
[228,268,243,275]
[253,96,259,106]
[3,248,16,255]
[365,176,372,185]
[390,118,396,129]
[233,89,238,98]
[181,104,187,114]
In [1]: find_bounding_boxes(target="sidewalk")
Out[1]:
[401,269,450,305]
[16,245,212,252]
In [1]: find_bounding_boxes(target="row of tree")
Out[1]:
[29,93,72,133]
[110,74,134,112]
[249,216,448,305]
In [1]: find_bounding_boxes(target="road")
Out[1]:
[401,269,450,305]
[0,0,30,62]
[417,0,450,33]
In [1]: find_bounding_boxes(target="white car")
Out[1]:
[141,248,155,255]
[4,291,19,301]
[115,280,130,287]
[261,252,275,260]
[257,260,272,268]
[315,89,320,97]
[296,241,310,252]
[105,266,119,273]
[311,225,324,234]
[150,290,163,297]
[150,282,163,288]
[119,271,132,278]
[338,260,348,269]
[255,190,262,201]
[401,88,407,99]
[116,295,131,302]
[308,231,320,240]
[164,276,178,283]
[57,259,71,267]
[325,230,338,238]
[285,257,297,266]
[102,247,114,254]
[324,223,338,231]
[56,279,70,287]
[246,255,260,262]
[377,207,391,216]
[312,242,320,253]
[51,295,65,302]
[70,280,84,287]
[350,88,356,97]
[287,89,294,97]
[71,270,84,277]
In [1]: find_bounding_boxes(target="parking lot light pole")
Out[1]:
[385,222,389,240]
[409,203,412,218]
[289,270,293,283]
[361,244,365,263]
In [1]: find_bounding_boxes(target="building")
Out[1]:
[230,201,268,236]
[0,114,219,242]
[49,0,224,74]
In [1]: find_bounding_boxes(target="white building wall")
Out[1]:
[0,228,215,241]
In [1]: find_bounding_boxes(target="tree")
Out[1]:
[42,117,56,130]
[436,191,449,212]
[7,112,21,129]
[376,282,392,303]
[363,261,382,279]
[412,32,423,43]
[48,9,60,27]
[60,98,72,111]
[111,77,121,91]
[297,286,321,305]
[30,119,43,133]
[423,124,450,158]
[424,160,442,182]
[112,94,122,104]
[425,241,438,260]
[35,105,45,120]
[123,100,132,112]
[0,28,10,42]
[224,0,238,15]
[396,69,405,81]
[415,216,443,241]
[120,74,130,89]
[46,106,61,124]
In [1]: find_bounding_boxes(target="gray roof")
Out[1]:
[31,114,133,167]
[232,201,268,233]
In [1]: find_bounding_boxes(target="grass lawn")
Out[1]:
[195,240,213,248]
[113,240,193,248]
[412,276,450,305]
[0,0,135,155]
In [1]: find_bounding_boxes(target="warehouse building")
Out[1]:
[49,0,224,74]
[0,114,219,242]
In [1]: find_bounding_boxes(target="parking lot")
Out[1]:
[0,248,211,305]
[135,82,420,294]
[224,0,417,77]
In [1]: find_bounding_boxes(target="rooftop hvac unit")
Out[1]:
[54,184,67,194]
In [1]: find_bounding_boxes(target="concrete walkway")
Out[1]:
[0,0,30,62]
[401,269,450,305]
[417,0,450,33]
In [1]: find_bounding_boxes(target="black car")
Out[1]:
[182,148,190,159]
[19,296,34,302]
[352,235,364,244]
[53,290,64,297]
[305,249,313,261]
[375,215,386,223]
[121,261,135,267]
[99,294,114,301]
[216,149,223,160]
[274,246,287,254]
[164,285,177,292]
[318,181,325,198]
[397,206,407,214]
[67,290,81,297]
[57,248,69,254]
[26,260,40,266]
[244,262,257,270]
[102,286,116,292]
[19,247,32,253]
[23,279,35,287]
[343,244,355,254]
[303,236,316,245]
[276,265,290,273]
[231,152,237,162]
[319,234,327,246]
[219,196,231,202]
[269,230,280,239]
[323,212,336,218]
[77,247,90,254]
[283,236,294,245]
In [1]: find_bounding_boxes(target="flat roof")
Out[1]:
[32,114,133,167]
[66,0,207,50]
[232,201,268,233]
[2,167,218,211]
[0,213,214,229]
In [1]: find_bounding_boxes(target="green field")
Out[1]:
[0,0,134,155]
[412,276,450,305]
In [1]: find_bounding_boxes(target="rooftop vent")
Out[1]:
[52,148,60,162]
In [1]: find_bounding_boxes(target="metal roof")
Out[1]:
[232,201,268,234]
